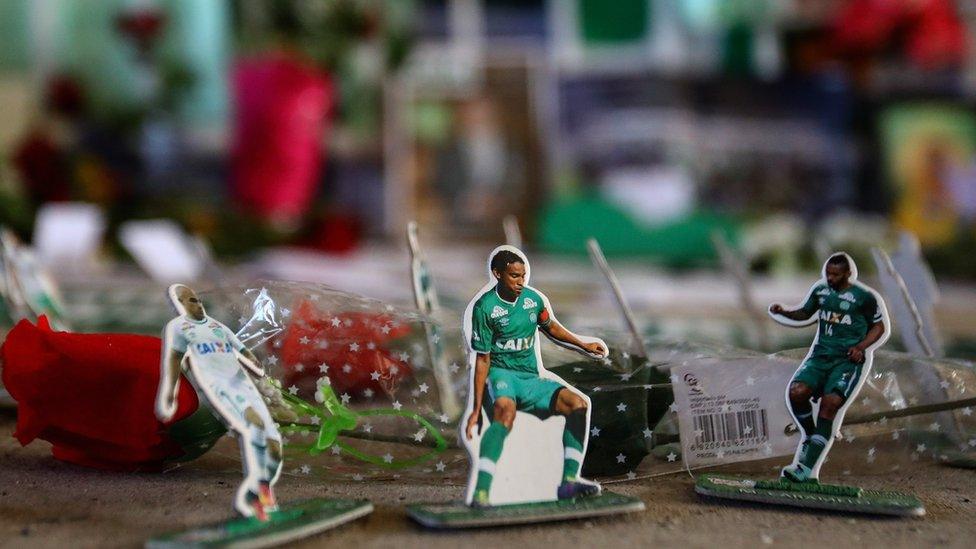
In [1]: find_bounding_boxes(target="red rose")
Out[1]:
[1,317,225,471]
[278,300,414,400]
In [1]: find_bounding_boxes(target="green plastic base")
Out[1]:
[695,474,925,517]
[407,491,645,529]
[145,498,373,548]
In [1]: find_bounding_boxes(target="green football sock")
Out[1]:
[562,409,587,481]
[475,422,509,493]
[801,415,834,470]
[792,404,816,438]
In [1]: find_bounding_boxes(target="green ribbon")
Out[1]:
[277,382,448,470]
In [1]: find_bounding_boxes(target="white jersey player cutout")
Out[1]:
[154,284,282,521]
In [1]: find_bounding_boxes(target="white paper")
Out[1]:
[119,219,204,283]
[33,202,105,270]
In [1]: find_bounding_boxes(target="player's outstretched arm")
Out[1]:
[155,349,183,422]
[542,319,607,358]
[848,321,886,364]
[768,303,815,322]
[236,347,266,378]
[465,353,490,440]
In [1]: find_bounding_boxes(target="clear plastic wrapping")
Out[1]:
[22,279,968,483]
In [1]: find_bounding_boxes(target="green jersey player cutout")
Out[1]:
[463,246,609,507]
[155,284,283,520]
[769,253,890,483]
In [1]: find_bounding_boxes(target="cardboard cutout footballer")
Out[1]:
[461,246,608,506]
[155,284,283,520]
[769,252,890,482]
[692,253,921,516]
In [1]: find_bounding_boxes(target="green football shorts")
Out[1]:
[791,354,863,400]
[485,368,565,418]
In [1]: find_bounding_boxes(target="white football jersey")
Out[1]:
[165,316,246,379]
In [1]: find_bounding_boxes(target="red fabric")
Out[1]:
[1,317,199,471]
[832,0,966,69]
[904,0,966,69]
[279,300,413,399]
[832,0,903,54]
[231,55,334,223]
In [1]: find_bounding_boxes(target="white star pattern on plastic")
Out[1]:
[449,362,460,373]
[370,371,381,381]
[341,393,351,404]
[745,376,755,386]
[288,385,298,395]
[331,446,341,455]
[643,428,653,438]
[383,453,394,464]
[419,383,430,393]
[301,465,311,474]
[620,373,631,382]
[381,325,391,335]
[392,401,403,410]
[435,461,446,472]
[349,342,360,352]
[439,414,450,423]
[362,423,372,433]
[319,363,329,373]
[342,364,352,373]
[616,402,627,412]
[616,453,626,463]
[963,407,973,416]
[295,363,305,372]
[669,403,678,413]
[363,388,374,398]
[267,356,278,366]
[413,430,426,442]
[299,336,310,345]
[916,443,926,453]
[281,308,290,318]
[310,416,321,425]
[626,472,636,480]
[667,452,677,462]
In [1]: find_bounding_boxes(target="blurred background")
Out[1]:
[1,0,975,358]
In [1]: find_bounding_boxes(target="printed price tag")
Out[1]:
[673,358,798,467]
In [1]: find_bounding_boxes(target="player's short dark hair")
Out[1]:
[827,253,850,271]
[490,250,524,273]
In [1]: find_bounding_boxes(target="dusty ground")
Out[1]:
[1,412,974,549]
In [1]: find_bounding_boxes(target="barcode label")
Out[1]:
[691,409,769,450]
[674,359,796,467]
